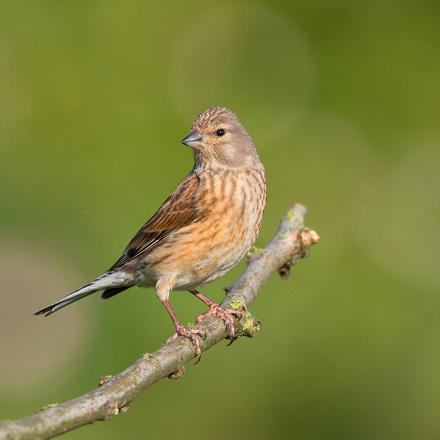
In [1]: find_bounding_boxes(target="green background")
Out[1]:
[1,1,439,439]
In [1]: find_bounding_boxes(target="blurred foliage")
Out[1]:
[0,1,439,439]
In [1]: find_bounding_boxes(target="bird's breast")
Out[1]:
[141,167,266,288]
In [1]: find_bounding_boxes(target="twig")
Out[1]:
[0,203,319,440]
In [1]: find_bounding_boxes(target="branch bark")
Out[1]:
[0,203,319,440]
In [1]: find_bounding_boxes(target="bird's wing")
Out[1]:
[109,172,203,270]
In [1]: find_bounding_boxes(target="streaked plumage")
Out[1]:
[35,107,266,355]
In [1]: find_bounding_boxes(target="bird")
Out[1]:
[35,106,267,356]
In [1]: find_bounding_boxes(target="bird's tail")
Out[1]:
[34,271,130,317]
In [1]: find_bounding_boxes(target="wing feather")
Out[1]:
[109,172,202,270]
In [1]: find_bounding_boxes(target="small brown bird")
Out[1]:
[35,107,266,355]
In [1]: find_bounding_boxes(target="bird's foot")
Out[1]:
[196,303,240,340]
[167,324,206,357]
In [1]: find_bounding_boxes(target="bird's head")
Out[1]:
[181,107,261,169]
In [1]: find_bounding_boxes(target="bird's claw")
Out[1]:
[167,324,206,357]
[196,304,238,340]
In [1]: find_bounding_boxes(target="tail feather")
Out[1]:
[101,286,132,299]
[34,271,129,316]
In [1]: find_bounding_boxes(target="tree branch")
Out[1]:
[0,203,319,440]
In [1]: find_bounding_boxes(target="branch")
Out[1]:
[0,204,319,440]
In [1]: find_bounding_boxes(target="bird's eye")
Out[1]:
[216,128,225,137]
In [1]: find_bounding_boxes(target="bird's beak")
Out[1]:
[181,131,203,149]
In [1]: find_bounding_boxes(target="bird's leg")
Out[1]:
[162,299,206,357]
[189,290,239,340]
